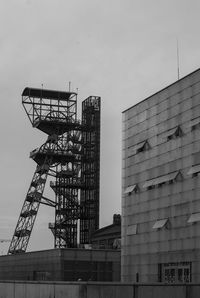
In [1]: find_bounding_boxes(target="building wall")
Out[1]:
[2,281,200,298]
[61,249,120,281]
[91,222,121,249]
[122,68,200,282]
[0,249,62,281]
[0,248,120,282]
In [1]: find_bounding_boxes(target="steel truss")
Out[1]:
[8,88,100,254]
[80,96,101,244]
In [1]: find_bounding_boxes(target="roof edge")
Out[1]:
[122,67,200,113]
[22,87,77,100]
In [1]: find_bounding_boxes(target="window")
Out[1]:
[187,213,200,224]
[193,172,198,177]
[124,184,138,195]
[159,262,191,283]
[192,123,200,131]
[143,171,182,190]
[152,218,168,230]
[127,224,137,235]
[128,140,150,157]
[187,164,200,177]
[136,140,150,153]
[148,185,155,190]
[190,117,200,131]
[167,126,183,141]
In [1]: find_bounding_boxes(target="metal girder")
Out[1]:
[8,158,51,254]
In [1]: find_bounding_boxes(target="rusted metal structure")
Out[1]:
[8,87,100,254]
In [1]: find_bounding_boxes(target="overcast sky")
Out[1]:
[0,0,200,253]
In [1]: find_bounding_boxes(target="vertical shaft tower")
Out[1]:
[8,87,101,254]
[8,88,79,253]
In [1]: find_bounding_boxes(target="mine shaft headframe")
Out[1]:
[22,87,78,134]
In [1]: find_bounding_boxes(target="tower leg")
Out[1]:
[8,159,51,254]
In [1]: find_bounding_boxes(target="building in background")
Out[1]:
[91,214,121,249]
[122,68,200,283]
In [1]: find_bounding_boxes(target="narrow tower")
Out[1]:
[80,97,101,244]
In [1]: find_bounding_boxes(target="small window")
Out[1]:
[136,140,150,154]
[192,172,199,178]
[187,164,200,177]
[167,126,183,141]
[124,184,139,195]
[147,185,155,190]
[127,224,137,235]
[187,213,200,224]
[128,140,150,157]
[152,218,169,230]
[189,117,200,131]
[143,171,182,189]
[191,123,200,131]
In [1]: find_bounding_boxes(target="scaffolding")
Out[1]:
[8,87,100,254]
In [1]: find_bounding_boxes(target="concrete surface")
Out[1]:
[1,281,200,298]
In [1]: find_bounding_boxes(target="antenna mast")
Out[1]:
[176,38,180,80]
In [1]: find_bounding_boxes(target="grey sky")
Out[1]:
[0,0,200,252]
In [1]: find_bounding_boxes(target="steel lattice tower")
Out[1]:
[80,97,101,244]
[8,87,100,254]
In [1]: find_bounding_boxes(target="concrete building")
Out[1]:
[0,248,120,281]
[122,68,200,283]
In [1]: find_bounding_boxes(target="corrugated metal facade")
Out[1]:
[122,68,200,283]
